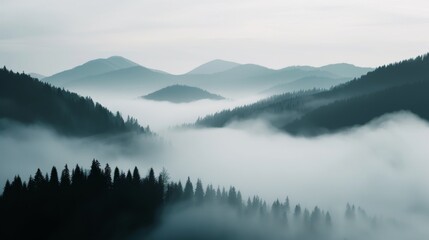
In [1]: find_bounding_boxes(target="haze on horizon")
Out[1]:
[1,0,429,75]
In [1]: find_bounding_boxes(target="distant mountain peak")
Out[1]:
[319,63,374,78]
[43,56,140,85]
[187,59,241,75]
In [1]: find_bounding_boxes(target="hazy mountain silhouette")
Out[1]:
[318,63,374,78]
[196,53,429,134]
[187,59,241,75]
[184,64,341,95]
[143,85,224,103]
[263,76,350,95]
[44,57,373,96]
[29,73,45,80]
[262,64,373,94]
[43,56,139,86]
[0,67,146,136]
[64,65,173,93]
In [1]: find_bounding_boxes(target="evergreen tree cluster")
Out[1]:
[0,67,147,136]
[0,161,373,240]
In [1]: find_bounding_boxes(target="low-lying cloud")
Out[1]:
[1,111,429,239]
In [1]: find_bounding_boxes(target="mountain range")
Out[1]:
[41,57,373,97]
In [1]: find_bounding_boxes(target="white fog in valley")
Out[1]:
[1,103,429,238]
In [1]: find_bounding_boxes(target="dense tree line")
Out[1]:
[195,89,323,128]
[0,160,373,240]
[196,53,429,134]
[0,67,148,136]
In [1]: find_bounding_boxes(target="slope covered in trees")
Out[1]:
[196,89,323,128]
[0,160,375,240]
[285,80,429,134]
[196,53,429,133]
[0,67,147,136]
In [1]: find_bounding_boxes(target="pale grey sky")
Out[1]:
[1,0,428,75]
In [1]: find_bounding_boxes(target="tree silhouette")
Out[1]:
[194,179,204,203]
[49,166,59,189]
[60,165,71,188]
[0,161,366,240]
[183,177,194,201]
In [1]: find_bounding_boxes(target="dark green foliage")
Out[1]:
[285,80,429,134]
[49,167,59,189]
[0,67,145,136]
[0,161,372,240]
[194,179,204,203]
[183,177,194,200]
[197,53,429,134]
[60,164,71,188]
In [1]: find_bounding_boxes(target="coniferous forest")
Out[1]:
[0,68,147,137]
[0,160,374,240]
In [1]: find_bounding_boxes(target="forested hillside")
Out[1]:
[285,80,429,134]
[196,89,322,127]
[196,54,429,133]
[0,67,147,136]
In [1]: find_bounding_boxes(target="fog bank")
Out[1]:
[1,111,429,239]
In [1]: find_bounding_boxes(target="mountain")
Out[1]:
[63,65,173,94]
[186,59,241,75]
[29,73,45,80]
[319,63,374,79]
[196,53,429,134]
[0,67,147,136]
[261,64,374,95]
[142,85,224,103]
[43,56,139,86]
[263,76,350,95]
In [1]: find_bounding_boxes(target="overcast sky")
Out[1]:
[1,0,428,75]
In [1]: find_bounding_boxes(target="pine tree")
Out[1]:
[49,166,59,189]
[3,180,11,198]
[183,177,194,201]
[132,167,141,185]
[113,167,120,187]
[310,206,321,230]
[60,165,71,188]
[325,211,332,227]
[126,170,133,183]
[294,204,302,219]
[34,168,45,191]
[147,168,156,185]
[285,197,290,213]
[194,179,204,203]
[104,164,112,188]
